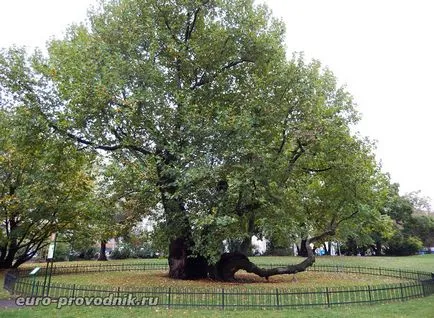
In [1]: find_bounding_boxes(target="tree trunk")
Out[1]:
[168,237,208,279]
[98,240,108,261]
[156,148,209,279]
[0,241,18,269]
[323,242,332,255]
[298,239,309,257]
[0,255,13,269]
[374,241,382,256]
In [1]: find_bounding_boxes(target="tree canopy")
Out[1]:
[0,0,399,277]
[0,96,93,268]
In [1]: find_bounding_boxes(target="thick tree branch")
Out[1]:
[336,209,360,226]
[154,4,182,45]
[281,139,306,185]
[190,58,254,89]
[302,166,333,173]
[11,77,153,156]
[308,229,336,245]
[214,241,315,281]
[184,8,201,42]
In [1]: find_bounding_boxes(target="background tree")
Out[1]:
[403,214,434,250]
[0,103,93,268]
[338,182,433,256]
[68,155,158,261]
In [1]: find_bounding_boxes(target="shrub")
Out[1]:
[68,247,98,261]
[53,242,70,261]
[110,245,133,259]
[110,242,157,259]
[385,234,423,256]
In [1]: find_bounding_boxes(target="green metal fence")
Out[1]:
[4,263,434,309]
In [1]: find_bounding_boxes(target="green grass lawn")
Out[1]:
[249,254,434,272]
[0,296,433,318]
[19,253,434,272]
[1,254,433,317]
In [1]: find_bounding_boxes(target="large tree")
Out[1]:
[0,0,379,279]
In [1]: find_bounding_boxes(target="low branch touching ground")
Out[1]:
[212,242,315,281]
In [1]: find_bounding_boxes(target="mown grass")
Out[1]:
[1,254,433,317]
[0,295,433,318]
[249,254,434,272]
[40,270,407,289]
[20,254,434,272]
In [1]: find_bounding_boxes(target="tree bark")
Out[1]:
[374,241,382,256]
[212,241,315,281]
[156,148,211,279]
[168,237,208,279]
[0,256,13,269]
[298,238,309,257]
[323,242,331,255]
[98,240,108,261]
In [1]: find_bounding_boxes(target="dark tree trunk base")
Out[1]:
[97,241,108,261]
[298,239,309,257]
[168,237,208,280]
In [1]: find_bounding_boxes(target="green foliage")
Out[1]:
[0,0,392,264]
[110,242,157,259]
[0,96,95,267]
[404,214,434,248]
[110,245,133,260]
[385,234,423,256]
[75,247,99,261]
[53,242,71,262]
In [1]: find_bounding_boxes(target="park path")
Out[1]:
[0,299,19,309]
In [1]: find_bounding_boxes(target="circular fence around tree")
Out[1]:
[3,263,434,310]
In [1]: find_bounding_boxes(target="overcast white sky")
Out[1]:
[0,0,433,202]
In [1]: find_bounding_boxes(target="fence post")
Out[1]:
[168,287,171,309]
[326,287,331,308]
[31,275,36,296]
[276,288,280,309]
[368,285,372,303]
[221,288,225,310]
[400,283,404,301]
